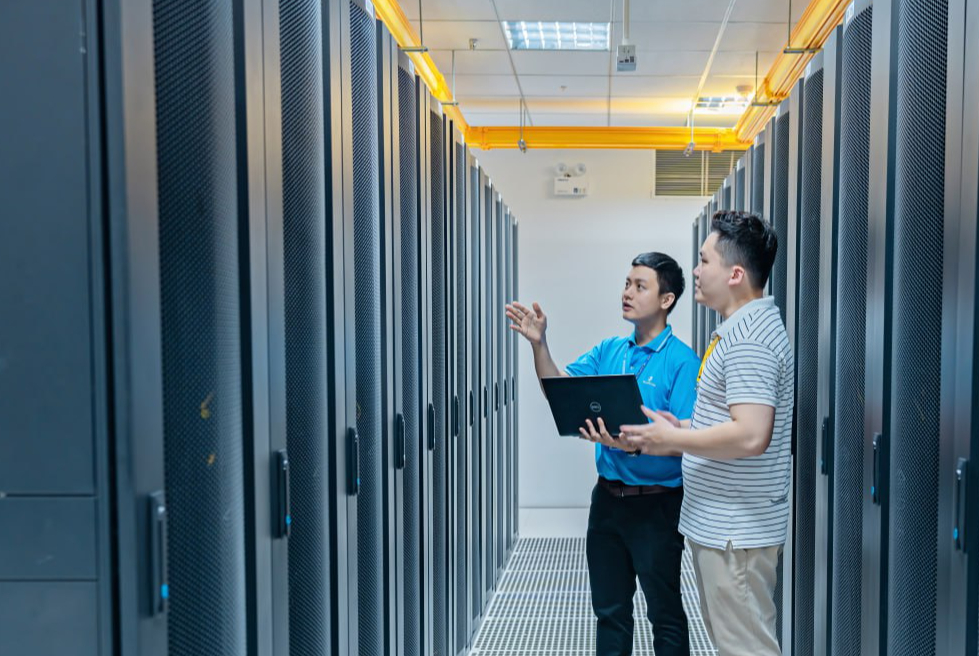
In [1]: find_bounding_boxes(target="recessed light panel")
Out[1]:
[502,21,610,51]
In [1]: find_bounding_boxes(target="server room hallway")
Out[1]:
[4,0,979,655]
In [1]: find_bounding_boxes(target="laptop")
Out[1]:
[540,374,648,437]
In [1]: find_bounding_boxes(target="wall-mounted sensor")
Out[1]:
[574,163,587,176]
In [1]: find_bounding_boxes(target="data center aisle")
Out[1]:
[470,538,717,655]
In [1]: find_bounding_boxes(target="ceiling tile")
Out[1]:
[708,50,780,75]
[429,49,513,75]
[611,76,701,98]
[452,75,521,96]
[609,112,689,127]
[511,50,612,76]
[720,22,790,51]
[460,111,523,126]
[401,0,498,22]
[519,75,611,97]
[408,19,508,50]
[610,21,721,52]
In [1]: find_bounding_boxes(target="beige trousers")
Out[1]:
[687,538,782,656]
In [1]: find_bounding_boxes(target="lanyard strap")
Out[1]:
[623,348,655,380]
[698,335,721,383]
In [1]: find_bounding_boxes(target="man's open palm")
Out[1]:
[505,301,547,344]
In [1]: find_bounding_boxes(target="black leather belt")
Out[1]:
[598,476,680,498]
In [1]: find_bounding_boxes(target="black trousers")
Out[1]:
[587,481,689,656]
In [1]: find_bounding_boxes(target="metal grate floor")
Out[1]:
[472,537,717,655]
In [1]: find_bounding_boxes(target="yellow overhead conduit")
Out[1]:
[372,0,851,151]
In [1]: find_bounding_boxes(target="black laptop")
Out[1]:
[540,374,648,437]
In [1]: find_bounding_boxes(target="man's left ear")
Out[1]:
[660,293,676,311]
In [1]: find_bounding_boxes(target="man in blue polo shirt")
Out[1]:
[506,252,699,656]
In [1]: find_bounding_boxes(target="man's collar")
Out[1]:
[715,296,774,338]
[629,324,673,352]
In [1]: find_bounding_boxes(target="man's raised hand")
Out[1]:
[505,301,548,345]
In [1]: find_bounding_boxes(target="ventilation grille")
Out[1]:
[496,200,506,570]
[772,112,791,323]
[455,141,471,653]
[831,7,873,654]
[472,538,716,654]
[430,110,449,656]
[888,0,948,653]
[279,0,329,652]
[470,165,484,621]
[152,1,247,654]
[350,3,383,654]
[735,166,746,210]
[654,150,737,196]
[397,65,422,656]
[484,185,496,588]
[751,145,766,214]
[795,66,824,656]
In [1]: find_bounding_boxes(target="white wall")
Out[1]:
[472,148,708,509]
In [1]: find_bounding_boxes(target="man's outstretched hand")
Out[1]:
[505,301,548,345]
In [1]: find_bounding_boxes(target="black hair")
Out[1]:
[631,251,685,314]
[710,211,778,290]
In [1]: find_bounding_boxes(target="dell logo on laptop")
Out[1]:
[589,401,602,413]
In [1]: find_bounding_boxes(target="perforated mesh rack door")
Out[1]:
[152,2,246,653]
[484,184,496,594]
[397,65,422,656]
[454,140,470,653]
[430,110,449,656]
[736,166,746,211]
[692,220,700,354]
[831,8,873,653]
[795,66,824,656]
[495,198,506,572]
[772,112,791,322]
[349,3,384,653]
[469,165,483,622]
[751,145,766,214]
[887,1,948,653]
[279,0,330,652]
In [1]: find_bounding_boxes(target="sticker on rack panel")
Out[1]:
[589,401,602,413]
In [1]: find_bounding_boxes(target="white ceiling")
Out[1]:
[401,0,804,128]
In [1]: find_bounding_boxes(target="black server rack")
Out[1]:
[481,177,497,608]
[379,26,399,656]
[794,47,834,656]
[957,0,979,650]
[735,158,747,212]
[265,2,338,656]
[829,3,874,654]
[452,129,471,656]
[469,158,485,628]
[751,132,768,216]
[722,175,733,210]
[505,208,515,554]
[810,27,843,656]
[394,53,424,656]
[495,197,507,576]
[152,3,249,655]
[698,210,710,355]
[0,3,168,654]
[512,220,520,549]
[428,103,450,656]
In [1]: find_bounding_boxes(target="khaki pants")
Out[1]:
[687,538,782,656]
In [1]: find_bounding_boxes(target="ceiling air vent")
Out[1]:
[654,150,737,197]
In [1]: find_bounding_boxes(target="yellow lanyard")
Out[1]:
[697,335,720,383]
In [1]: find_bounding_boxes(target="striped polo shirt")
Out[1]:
[679,296,795,549]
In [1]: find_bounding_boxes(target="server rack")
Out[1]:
[810,27,844,656]
[824,3,875,655]
[698,210,710,355]
[450,124,471,656]
[752,131,768,217]
[393,51,424,656]
[863,0,899,650]
[512,219,521,550]
[691,217,701,355]
[735,157,747,212]
[481,176,498,609]
[505,207,516,555]
[722,174,733,210]
[956,0,979,651]
[495,195,506,578]
[0,3,168,654]
[469,157,485,630]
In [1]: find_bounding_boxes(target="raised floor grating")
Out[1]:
[471,537,717,655]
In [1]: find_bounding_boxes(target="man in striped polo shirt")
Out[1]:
[620,211,793,656]
[506,252,699,656]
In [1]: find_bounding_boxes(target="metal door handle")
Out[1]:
[274,449,291,538]
[954,458,968,552]
[148,491,169,616]
[395,414,406,470]
[348,428,360,496]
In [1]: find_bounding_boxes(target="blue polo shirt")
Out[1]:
[564,325,699,487]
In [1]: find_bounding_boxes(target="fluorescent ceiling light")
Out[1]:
[694,96,751,114]
[502,21,610,51]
